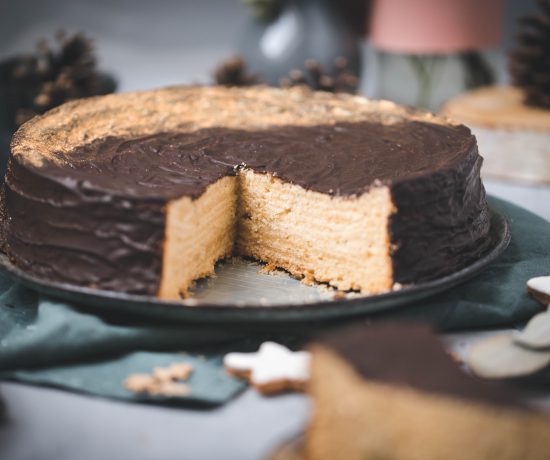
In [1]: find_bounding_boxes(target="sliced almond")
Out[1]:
[168,362,193,381]
[527,276,550,305]
[151,381,190,397]
[468,333,550,379]
[515,311,550,350]
[125,361,194,396]
[152,366,174,382]
[124,373,156,393]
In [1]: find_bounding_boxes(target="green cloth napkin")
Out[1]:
[10,352,245,405]
[0,288,249,404]
[0,196,548,405]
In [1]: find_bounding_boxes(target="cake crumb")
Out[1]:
[124,361,194,397]
[150,381,190,397]
[228,256,243,265]
[314,283,336,294]
[182,298,199,306]
[167,362,194,380]
[301,272,317,286]
[152,363,192,382]
[259,263,278,274]
[152,366,174,382]
[332,291,347,300]
[124,373,156,393]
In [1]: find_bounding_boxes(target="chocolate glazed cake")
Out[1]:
[2,86,490,300]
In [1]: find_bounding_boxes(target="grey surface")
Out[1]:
[1,1,549,459]
[0,0,249,91]
[0,383,310,460]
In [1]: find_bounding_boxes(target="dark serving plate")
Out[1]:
[0,207,510,324]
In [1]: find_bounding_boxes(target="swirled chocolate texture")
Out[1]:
[2,86,490,296]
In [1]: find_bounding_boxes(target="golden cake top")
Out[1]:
[12,85,455,167]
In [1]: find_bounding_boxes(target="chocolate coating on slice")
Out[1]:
[390,142,490,283]
[38,119,476,199]
[4,157,164,294]
[321,324,525,410]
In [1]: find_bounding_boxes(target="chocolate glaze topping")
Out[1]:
[38,120,475,198]
[4,117,490,295]
[4,157,165,293]
[322,324,525,410]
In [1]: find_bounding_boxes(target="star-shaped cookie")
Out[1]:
[224,342,311,395]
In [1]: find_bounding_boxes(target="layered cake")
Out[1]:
[306,324,550,460]
[2,86,490,300]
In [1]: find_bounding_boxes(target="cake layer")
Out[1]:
[236,170,394,292]
[3,86,491,297]
[159,176,238,299]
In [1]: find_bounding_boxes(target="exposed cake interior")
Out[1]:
[159,176,238,299]
[159,170,394,299]
[236,170,394,293]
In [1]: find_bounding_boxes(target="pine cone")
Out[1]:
[0,31,116,131]
[213,57,261,87]
[509,0,550,109]
[279,57,358,94]
[212,55,358,94]
[241,0,282,21]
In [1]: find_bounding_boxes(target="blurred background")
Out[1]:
[0,0,537,96]
[0,0,544,178]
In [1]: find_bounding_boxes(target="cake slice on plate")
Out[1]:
[306,324,550,460]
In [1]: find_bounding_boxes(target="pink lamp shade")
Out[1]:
[369,0,504,54]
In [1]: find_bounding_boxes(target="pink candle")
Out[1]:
[369,0,504,54]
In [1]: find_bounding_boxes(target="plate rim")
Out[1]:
[0,206,510,323]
